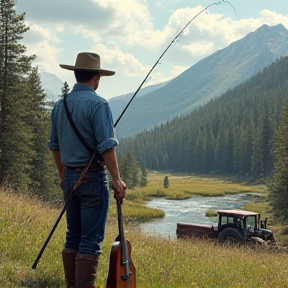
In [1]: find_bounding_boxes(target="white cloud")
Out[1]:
[16,0,115,29]
[91,44,149,77]
[259,10,288,28]
[15,0,288,98]
[22,23,62,72]
[158,7,288,65]
[93,0,154,43]
[182,41,215,56]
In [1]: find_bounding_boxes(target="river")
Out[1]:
[140,193,262,239]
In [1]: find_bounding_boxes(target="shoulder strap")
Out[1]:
[63,95,94,155]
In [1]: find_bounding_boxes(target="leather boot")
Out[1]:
[75,253,99,288]
[62,248,78,288]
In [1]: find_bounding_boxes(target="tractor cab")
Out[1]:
[217,210,275,243]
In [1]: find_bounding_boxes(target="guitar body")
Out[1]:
[106,239,136,288]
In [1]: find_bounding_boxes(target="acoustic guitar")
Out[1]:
[106,199,136,288]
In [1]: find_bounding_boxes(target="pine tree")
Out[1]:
[260,113,274,177]
[223,128,234,173]
[194,131,205,173]
[118,151,141,189]
[0,0,54,195]
[233,125,245,174]
[163,175,169,189]
[243,125,254,175]
[250,112,274,179]
[0,0,34,189]
[268,100,288,221]
[203,126,215,173]
[214,128,225,173]
[62,81,70,96]
[140,161,147,187]
[26,68,62,200]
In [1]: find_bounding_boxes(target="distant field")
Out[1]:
[127,172,266,200]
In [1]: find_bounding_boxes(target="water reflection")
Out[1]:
[141,193,262,238]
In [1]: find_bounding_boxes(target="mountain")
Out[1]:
[40,71,64,102]
[39,70,169,110]
[113,24,288,138]
[109,80,170,123]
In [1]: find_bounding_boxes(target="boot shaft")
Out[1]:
[62,248,78,288]
[75,253,99,288]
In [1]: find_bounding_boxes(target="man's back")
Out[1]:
[49,83,114,167]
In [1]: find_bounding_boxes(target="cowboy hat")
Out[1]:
[59,52,115,76]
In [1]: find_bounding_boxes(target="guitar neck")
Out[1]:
[117,200,129,266]
[116,200,135,283]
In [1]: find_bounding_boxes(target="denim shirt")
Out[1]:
[48,83,118,166]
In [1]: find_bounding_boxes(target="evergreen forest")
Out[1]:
[0,0,61,200]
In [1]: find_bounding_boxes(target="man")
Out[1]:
[48,52,126,288]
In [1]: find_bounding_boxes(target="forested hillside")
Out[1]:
[118,56,288,179]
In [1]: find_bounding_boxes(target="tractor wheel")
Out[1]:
[218,228,245,244]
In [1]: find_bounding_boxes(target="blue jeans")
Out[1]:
[61,166,109,256]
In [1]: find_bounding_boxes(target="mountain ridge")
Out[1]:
[39,24,288,139]
[112,23,288,138]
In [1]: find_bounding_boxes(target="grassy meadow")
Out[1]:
[2,173,288,288]
[126,172,266,200]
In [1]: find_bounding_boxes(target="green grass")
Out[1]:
[2,174,285,288]
[205,209,218,217]
[128,172,266,201]
[110,199,165,221]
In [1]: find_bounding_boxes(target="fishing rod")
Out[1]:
[114,0,236,128]
[32,0,236,269]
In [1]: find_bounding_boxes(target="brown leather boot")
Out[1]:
[62,248,78,288]
[75,253,99,288]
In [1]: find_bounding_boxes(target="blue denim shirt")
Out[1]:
[48,83,118,166]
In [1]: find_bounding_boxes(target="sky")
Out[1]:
[15,0,288,100]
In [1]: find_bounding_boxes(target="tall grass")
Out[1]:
[2,175,287,288]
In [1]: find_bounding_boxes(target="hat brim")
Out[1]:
[59,64,115,76]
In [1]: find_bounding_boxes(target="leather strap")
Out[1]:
[63,95,94,154]
[63,94,105,169]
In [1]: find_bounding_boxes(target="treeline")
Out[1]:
[118,56,288,179]
[0,0,60,200]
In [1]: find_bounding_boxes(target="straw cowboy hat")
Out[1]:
[60,52,115,76]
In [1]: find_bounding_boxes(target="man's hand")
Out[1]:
[102,148,127,200]
[111,178,126,200]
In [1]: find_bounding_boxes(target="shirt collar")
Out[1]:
[72,83,95,93]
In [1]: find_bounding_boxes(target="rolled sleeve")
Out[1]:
[47,139,60,151]
[92,100,118,155]
[97,137,118,155]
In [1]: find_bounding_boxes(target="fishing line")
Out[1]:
[223,0,237,20]
[113,0,236,128]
